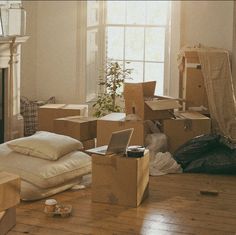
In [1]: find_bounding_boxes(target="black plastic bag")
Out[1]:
[173,134,220,169]
[173,134,236,174]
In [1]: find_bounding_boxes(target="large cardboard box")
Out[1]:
[0,172,20,212]
[162,111,211,153]
[92,151,149,207]
[179,50,209,113]
[124,81,180,120]
[97,113,146,146]
[38,104,88,132]
[53,116,97,141]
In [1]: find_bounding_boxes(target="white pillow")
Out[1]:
[7,131,83,160]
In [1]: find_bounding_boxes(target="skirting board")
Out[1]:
[0,207,16,235]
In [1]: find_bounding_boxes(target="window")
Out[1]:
[106,1,171,95]
[83,1,172,101]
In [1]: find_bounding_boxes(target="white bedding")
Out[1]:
[0,143,91,189]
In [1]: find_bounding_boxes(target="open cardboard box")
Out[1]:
[124,81,181,120]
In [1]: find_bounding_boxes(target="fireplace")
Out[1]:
[0,36,28,143]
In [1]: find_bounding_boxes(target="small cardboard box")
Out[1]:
[38,104,88,132]
[162,111,211,153]
[53,116,97,141]
[124,81,180,120]
[0,172,20,212]
[97,113,146,146]
[92,151,149,207]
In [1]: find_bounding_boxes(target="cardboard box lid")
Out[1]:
[175,111,210,120]
[145,99,181,111]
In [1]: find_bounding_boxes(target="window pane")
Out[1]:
[125,27,144,61]
[107,27,124,60]
[146,1,169,25]
[125,61,143,83]
[145,27,165,62]
[145,62,164,95]
[107,1,125,24]
[126,1,145,25]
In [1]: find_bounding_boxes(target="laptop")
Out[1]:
[86,128,134,155]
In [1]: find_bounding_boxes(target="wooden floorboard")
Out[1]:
[7,174,236,235]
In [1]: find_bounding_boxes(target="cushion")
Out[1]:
[0,143,91,189]
[21,177,82,201]
[7,131,83,160]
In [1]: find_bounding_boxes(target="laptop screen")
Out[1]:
[106,128,134,155]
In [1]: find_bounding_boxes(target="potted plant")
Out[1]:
[93,61,132,117]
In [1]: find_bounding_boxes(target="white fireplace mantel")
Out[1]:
[0,36,29,141]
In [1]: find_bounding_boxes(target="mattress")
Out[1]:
[0,143,91,189]
[21,177,83,201]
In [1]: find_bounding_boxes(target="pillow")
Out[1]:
[7,131,83,160]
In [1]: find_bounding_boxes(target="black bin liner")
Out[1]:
[173,134,236,174]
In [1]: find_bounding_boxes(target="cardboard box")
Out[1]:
[53,116,97,141]
[97,113,147,146]
[82,138,95,150]
[92,151,149,207]
[0,172,20,212]
[162,111,211,153]
[179,50,209,112]
[38,104,88,132]
[124,81,180,120]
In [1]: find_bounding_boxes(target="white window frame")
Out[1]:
[105,1,172,96]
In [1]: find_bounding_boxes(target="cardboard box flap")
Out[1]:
[145,99,181,111]
[142,81,156,97]
[176,111,209,120]
[124,81,156,98]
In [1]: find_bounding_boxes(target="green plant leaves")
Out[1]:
[93,61,133,117]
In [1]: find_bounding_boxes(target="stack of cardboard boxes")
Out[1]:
[96,81,181,148]
[96,80,211,153]
[38,104,97,150]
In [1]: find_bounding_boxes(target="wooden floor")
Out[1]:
[8,174,236,235]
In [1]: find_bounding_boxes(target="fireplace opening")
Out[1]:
[0,69,5,143]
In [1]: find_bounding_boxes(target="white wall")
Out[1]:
[181,1,234,51]
[21,1,37,99]
[21,1,80,103]
[21,1,234,102]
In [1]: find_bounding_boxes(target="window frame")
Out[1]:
[105,1,171,95]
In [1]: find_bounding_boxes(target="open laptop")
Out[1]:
[86,128,134,155]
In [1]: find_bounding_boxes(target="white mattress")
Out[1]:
[0,143,91,189]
